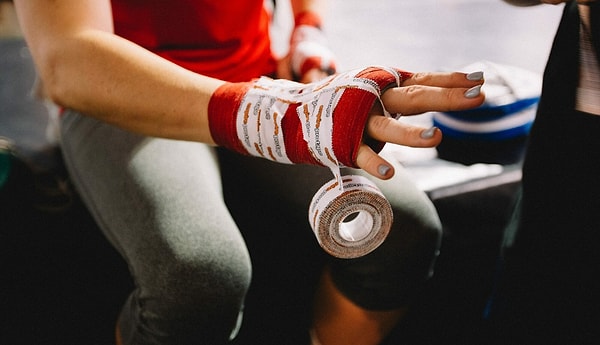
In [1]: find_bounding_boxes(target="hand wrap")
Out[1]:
[208,66,412,172]
[290,11,337,79]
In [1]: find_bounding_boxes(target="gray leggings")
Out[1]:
[60,111,442,345]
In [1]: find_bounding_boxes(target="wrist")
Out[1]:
[208,81,253,155]
[290,10,336,80]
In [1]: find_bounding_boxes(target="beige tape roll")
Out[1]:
[309,175,393,259]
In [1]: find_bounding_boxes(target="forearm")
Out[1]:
[37,30,223,144]
[14,0,223,144]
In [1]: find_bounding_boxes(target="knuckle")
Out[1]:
[410,72,430,84]
[402,85,424,99]
[437,88,458,111]
[363,153,379,168]
[446,88,458,103]
[451,71,466,81]
[368,115,390,134]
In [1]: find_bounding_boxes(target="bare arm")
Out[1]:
[13,0,223,144]
[14,0,485,179]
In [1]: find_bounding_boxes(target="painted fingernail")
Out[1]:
[378,164,391,176]
[466,71,484,81]
[464,85,482,98]
[421,126,437,139]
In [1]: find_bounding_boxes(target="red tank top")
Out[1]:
[111,0,277,82]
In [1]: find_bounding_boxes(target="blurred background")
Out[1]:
[269,0,563,74]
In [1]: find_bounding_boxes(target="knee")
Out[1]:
[159,242,252,317]
[164,246,252,306]
[329,197,442,311]
[121,243,252,344]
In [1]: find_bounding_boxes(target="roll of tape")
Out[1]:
[309,174,393,259]
[228,70,399,258]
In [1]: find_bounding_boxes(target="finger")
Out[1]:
[355,144,395,180]
[366,115,442,148]
[402,71,484,88]
[381,84,485,116]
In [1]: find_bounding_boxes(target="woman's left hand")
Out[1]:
[357,71,485,179]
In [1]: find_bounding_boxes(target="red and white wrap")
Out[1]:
[290,11,336,79]
[209,66,409,171]
[209,66,410,257]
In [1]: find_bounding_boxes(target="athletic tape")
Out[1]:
[240,68,400,257]
[210,67,403,257]
[309,175,393,259]
[233,67,401,167]
[290,25,336,77]
[236,69,399,257]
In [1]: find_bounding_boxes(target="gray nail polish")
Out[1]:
[421,126,437,139]
[464,85,482,98]
[466,71,484,81]
[378,164,391,176]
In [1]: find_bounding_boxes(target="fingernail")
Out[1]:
[378,164,391,176]
[421,126,437,139]
[466,71,484,81]
[464,85,482,98]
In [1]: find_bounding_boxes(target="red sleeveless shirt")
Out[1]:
[111,0,277,82]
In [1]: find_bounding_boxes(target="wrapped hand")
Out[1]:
[208,66,485,179]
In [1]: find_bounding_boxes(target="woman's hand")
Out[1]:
[357,71,485,179]
[208,67,484,180]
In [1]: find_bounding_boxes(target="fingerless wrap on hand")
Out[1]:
[208,67,412,168]
[290,11,337,79]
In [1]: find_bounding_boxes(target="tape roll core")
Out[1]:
[340,210,373,242]
[309,175,393,258]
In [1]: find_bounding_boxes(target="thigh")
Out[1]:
[60,112,251,344]
[219,146,442,342]
[331,151,443,310]
[218,149,332,343]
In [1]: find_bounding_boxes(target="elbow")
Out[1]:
[38,61,70,107]
[32,45,73,108]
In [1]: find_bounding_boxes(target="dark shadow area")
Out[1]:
[1,154,133,345]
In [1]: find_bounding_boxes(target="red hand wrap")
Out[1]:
[290,11,336,78]
[207,81,252,156]
[208,67,412,168]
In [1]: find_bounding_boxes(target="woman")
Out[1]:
[12,1,485,344]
